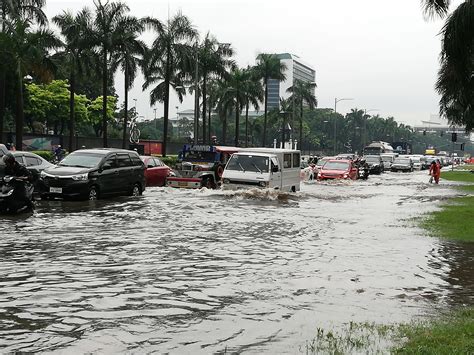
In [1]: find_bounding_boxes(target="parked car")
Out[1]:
[363,155,384,175]
[300,160,315,181]
[317,159,358,180]
[390,157,414,172]
[140,156,173,187]
[12,151,54,192]
[40,148,146,200]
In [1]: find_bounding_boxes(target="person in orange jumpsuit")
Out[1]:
[429,160,441,184]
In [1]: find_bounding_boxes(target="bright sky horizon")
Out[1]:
[45,0,463,127]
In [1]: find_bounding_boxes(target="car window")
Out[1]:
[25,156,40,166]
[130,154,143,166]
[146,158,156,167]
[154,158,163,166]
[117,153,132,168]
[292,153,300,168]
[283,154,291,168]
[14,155,24,164]
[102,155,117,170]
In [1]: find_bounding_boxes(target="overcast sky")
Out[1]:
[45,0,462,126]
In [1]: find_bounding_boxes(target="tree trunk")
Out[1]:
[263,77,268,147]
[222,114,227,145]
[162,50,171,157]
[208,95,212,142]
[15,62,24,150]
[235,98,240,147]
[68,65,76,152]
[102,49,108,148]
[201,74,207,143]
[245,101,249,147]
[122,64,129,149]
[0,71,5,143]
[299,99,303,151]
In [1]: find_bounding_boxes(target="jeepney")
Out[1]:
[166,144,241,189]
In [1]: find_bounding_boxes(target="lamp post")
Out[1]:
[334,97,353,155]
[153,108,157,139]
[363,108,379,152]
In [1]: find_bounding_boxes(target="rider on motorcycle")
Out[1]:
[2,153,34,211]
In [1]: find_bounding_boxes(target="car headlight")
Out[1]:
[40,171,47,178]
[72,173,88,181]
[343,173,349,178]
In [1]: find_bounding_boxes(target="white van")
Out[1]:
[222,148,301,192]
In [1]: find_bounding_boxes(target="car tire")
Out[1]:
[201,177,213,189]
[130,183,141,197]
[88,186,99,200]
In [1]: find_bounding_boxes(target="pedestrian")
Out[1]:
[429,160,441,184]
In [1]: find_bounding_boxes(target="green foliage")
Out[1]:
[158,155,178,168]
[31,150,53,162]
[394,307,474,354]
[86,95,117,137]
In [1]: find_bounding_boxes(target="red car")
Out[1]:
[140,156,172,187]
[317,159,358,180]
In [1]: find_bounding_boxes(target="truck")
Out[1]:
[166,144,241,189]
[222,147,301,192]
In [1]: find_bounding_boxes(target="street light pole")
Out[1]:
[154,108,157,139]
[193,42,200,145]
[334,97,353,155]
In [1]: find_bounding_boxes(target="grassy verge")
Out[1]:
[441,170,474,183]
[393,307,474,354]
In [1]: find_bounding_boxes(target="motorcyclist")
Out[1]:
[2,153,34,211]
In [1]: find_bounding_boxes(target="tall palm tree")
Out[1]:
[0,0,47,146]
[254,53,287,146]
[287,79,317,148]
[142,12,197,156]
[92,0,129,147]
[197,33,235,143]
[53,8,93,152]
[111,15,145,149]
[422,0,473,130]
[0,18,59,149]
[243,66,263,147]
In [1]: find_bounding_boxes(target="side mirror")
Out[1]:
[272,166,279,173]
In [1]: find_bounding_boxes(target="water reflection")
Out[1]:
[0,171,471,353]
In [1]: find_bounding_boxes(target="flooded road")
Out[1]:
[1,170,473,353]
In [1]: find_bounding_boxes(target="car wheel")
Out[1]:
[131,183,141,197]
[201,177,213,189]
[88,186,99,200]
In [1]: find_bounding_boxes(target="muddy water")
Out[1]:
[0,170,473,353]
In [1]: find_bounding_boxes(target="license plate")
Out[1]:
[49,187,62,194]
[178,182,187,187]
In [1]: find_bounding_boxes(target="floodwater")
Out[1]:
[1,170,473,353]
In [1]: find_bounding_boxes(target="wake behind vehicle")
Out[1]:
[0,176,34,214]
[167,144,240,189]
[222,147,301,192]
[41,148,146,200]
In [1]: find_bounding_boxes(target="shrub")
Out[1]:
[32,150,54,162]
[157,155,178,168]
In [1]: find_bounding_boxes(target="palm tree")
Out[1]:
[243,67,263,147]
[287,79,317,149]
[142,12,197,156]
[111,16,145,149]
[92,0,129,147]
[0,0,47,146]
[197,33,235,143]
[53,8,93,152]
[422,0,474,130]
[0,18,59,150]
[254,53,287,146]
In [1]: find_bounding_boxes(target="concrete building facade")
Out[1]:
[266,53,316,111]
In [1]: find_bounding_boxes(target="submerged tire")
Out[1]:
[88,186,99,200]
[131,183,141,196]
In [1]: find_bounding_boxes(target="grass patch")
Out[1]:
[421,196,474,242]
[393,307,474,354]
[442,170,474,183]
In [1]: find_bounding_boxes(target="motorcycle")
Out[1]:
[0,176,34,214]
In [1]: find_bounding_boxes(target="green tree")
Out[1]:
[111,15,145,148]
[87,95,117,137]
[142,12,197,156]
[254,53,287,146]
[422,0,474,130]
[92,0,129,147]
[287,79,317,149]
[53,8,94,152]
[242,67,263,147]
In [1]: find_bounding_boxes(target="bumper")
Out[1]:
[166,177,202,189]
[41,178,90,199]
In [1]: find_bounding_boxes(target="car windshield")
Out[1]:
[322,161,349,170]
[183,150,215,161]
[394,158,410,164]
[59,153,104,168]
[365,157,380,163]
[226,155,269,173]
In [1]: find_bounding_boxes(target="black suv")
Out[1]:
[41,148,146,200]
